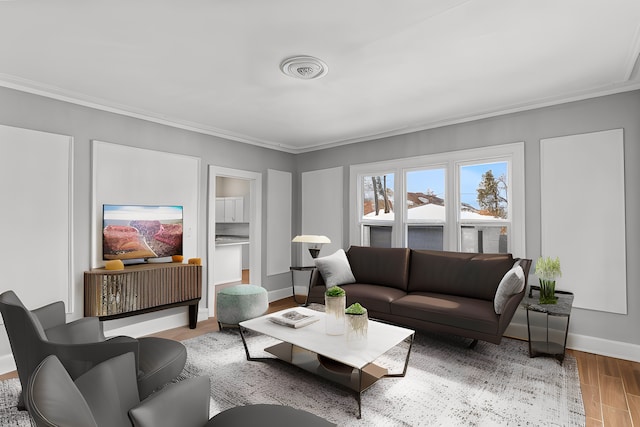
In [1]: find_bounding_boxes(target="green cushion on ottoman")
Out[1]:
[216,285,268,326]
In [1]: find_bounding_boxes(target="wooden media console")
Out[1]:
[84,263,202,329]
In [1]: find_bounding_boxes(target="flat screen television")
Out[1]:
[102,204,183,262]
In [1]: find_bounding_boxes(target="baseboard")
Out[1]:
[103,307,209,338]
[568,333,640,363]
[505,321,640,363]
[268,287,294,303]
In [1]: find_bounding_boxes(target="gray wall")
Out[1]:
[1,84,638,358]
[296,90,640,348]
[0,86,295,333]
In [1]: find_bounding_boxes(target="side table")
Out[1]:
[290,266,315,306]
[521,285,574,364]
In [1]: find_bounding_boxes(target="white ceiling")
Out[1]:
[1,0,639,153]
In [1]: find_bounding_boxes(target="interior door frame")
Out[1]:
[208,166,262,317]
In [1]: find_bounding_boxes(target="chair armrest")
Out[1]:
[32,301,66,330]
[45,317,106,344]
[48,336,140,379]
[129,376,211,427]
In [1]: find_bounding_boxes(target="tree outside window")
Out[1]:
[459,161,509,253]
[459,162,508,220]
[362,174,394,220]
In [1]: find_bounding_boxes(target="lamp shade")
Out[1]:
[291,235,331,244]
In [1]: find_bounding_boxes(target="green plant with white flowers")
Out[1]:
[535,256,561,304]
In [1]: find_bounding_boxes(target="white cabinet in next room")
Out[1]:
[215,197,244,223]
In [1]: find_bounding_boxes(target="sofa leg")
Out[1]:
[468,339,478,349]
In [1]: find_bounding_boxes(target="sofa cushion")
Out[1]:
[314,249,356,288]
[346,246,410,291]
[408,250,514,301]
[407,250,475,294]
[460,253,516,300]
[340,283,406,315]
[493,262,525,314]
[390,292,499,335]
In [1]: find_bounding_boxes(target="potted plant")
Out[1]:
[324,286,346,335]
[345,302,368,348]
[535,256,562,304]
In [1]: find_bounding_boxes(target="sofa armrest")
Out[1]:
[496,258,532,334]
[497,289,526,335]
[129,376,211,427]
[32,301,66,330]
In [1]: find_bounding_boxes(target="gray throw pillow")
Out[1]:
[493,264,525,314]
[314,249,356,288]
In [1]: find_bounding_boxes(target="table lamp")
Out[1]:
[291,235,331,259]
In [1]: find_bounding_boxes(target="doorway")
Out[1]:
[208,166,262,317]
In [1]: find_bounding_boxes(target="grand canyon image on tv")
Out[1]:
[102,204,183,262]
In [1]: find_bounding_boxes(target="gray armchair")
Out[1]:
[0,290,187,407]
[27,352,210,427]
[27,353,336,427]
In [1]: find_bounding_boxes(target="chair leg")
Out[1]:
[17,392,26,411]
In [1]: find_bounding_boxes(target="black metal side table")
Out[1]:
[290,266,315,306]
[521,286,574,364]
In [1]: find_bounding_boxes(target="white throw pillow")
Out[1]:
[314,249,356,288]
[493,264,525,314]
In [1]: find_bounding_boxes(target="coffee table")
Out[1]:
[238,307,414,419]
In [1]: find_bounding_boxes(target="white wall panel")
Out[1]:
[0,125,73,312]
[267,169,292,275]
[541,129,626,313]
[92,141,200,268]
[301,167,343,266]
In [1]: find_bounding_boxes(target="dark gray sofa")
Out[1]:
[308,246,531,345]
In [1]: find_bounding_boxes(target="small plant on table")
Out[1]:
[535,256,562,304]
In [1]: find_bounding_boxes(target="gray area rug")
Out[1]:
[0,330,584,426]
[182,329,584,426]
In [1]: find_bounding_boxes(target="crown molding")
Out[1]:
[292,81,640,153]
[1,74,640,155]
[0,74,301,153]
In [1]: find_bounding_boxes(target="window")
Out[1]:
[406,168,445,250]
[362,174,394,220]
[360,174,394,248]
[458,161,510,253]
[351,143,525,257]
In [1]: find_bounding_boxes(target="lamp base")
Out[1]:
[308,248,320,259]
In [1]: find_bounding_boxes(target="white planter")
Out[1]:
[346,309,368,348]
[325,295,346,335]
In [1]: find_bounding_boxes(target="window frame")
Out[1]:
[349,142,525,257]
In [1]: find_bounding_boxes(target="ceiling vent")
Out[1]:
[280,56,328,80]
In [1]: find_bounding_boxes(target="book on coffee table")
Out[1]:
[268,309,319,328]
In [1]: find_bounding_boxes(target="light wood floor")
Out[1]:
[2,296,638,426]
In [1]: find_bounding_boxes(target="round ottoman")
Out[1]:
[205,404,335,426]
[216,284,268,328]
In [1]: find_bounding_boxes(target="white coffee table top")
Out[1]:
[239,307,414,370]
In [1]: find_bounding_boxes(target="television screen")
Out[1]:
[102,205,183,261]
